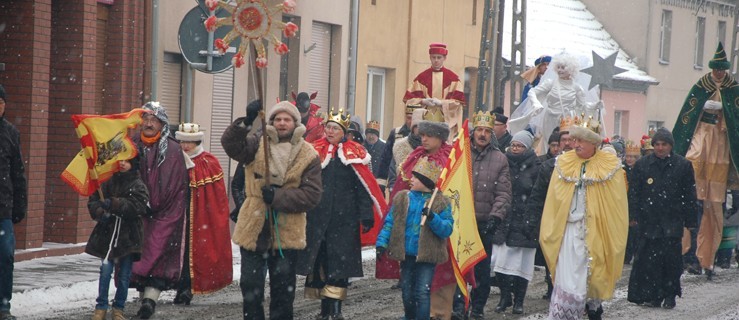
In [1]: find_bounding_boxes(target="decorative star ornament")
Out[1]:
[580,51,628,90]
[203,0,299,68]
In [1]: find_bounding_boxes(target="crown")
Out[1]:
[578,115,601,134]
[405,104,422,115]
[175,123,204,142]
[412,156,443,184]
[367,120,380,130]
[324,108,352,130]
[625,141,641,155]
[559,114,581,132]
[472,110,495,129]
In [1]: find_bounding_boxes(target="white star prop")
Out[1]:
[580,51,628,90]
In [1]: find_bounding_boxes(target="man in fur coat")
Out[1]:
[221,100,323,320]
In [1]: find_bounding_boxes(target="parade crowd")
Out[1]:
[1,42,739,320]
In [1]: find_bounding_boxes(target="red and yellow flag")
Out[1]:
[436,119,487,302]
[61,109,146,196]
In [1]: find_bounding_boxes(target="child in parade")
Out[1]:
[376,157,453,320]
[86,155,149,320]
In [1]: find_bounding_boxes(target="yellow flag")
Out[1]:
[437,119,487,300]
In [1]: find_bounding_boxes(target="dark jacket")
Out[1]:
[496,131,512,151]
[526,156,556,225]
[471,139,511,223]
[494,150,541,247]
[0,117,27,223]
[229,162,245,222]
[628,152,698,239]
[297,148,375,279]
[85,170,148,261]
[364,139,386,177]
[376,125,410,188]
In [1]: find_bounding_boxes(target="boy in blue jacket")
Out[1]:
[376,157,453,320]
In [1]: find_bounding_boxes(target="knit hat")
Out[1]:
[175,123,204,142]
[267,101,301,124]
[651,127,674,146]
[411,157,443,190]
[512,130,534,149]
[429,42,448,56]
[709,42,731,70]
[492,107,508,124]
[0,84,6,102]
[611,140,625,155]
[417,120,450,141]
[548,131,560,144]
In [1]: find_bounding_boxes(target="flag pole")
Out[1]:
[420,187,440,226]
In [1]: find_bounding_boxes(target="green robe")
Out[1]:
[672,73,739,174]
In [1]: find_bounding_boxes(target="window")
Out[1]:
[659,10,672,64]
[647,121,664,134]
[366,67,386,134]
[718,20,727,47]
[307,21,333,109]
[472,0,477,25]
[613,111,623,137]
[161,52,183,123]
[695,17,706,68]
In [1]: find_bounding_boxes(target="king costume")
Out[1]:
[540,125,628,319]
[672,42,739,275]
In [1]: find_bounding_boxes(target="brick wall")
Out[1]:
[0,0,147,249]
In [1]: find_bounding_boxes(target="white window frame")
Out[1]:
[648,120,664,134]
[718,20,727,48]
[366,67,386,135]
[613,111,623,137]
[695,16,706,69]
[659,10,672,64]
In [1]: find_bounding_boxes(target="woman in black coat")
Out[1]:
[492,131,541,315]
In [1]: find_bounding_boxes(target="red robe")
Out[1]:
[312,138,387,246]
[302,104,325,143]
[377,144,462,291]
[186,150,233,293]
[403,67,466,139]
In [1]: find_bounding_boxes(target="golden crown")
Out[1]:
[324,108,352,130]
[472,110,495,129]
[367,120,381,131]
[625,141,641,155]
[559,114,582,132]
[578,115,601,134]
[405,104,422,115]
[412,156,443,183]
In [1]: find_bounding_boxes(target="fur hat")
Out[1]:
[651,127,674,146]
[512,130,534,149]
[267,101,301,124]
[709,42,731,70]
[417,120,450,141]
[175,123,204,142]
[0,84,6,102]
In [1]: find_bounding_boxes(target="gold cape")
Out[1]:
[539,150,628,300]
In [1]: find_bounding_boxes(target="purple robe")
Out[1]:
[131,137,188,289]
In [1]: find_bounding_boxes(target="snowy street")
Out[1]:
[11,245,739,319]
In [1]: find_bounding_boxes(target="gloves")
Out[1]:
[376,246,386,259]
[244,100,262,127]
[486,216,501,234]
[261,185,277,205]
[532,103,544,116]
[361,219,374,234]
[100,198,112,211]
[421,207,435,223]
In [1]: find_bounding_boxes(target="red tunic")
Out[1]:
[187,151,233,294]
[403,67,466,104]
[312,138,388,246]
[302,104,326,143]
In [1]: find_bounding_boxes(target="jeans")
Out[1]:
[0,219,15,313]
[96,255,134,310]
[240,248,297,320]
[400,255,435,320]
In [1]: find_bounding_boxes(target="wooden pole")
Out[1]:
[420,187,441,226]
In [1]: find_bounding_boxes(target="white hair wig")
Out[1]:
[552,53,580,78]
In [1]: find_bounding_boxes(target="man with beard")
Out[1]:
[222,100,323,320]
[131,102,188,319]
[293,92,325,143]
[377,104,421,193]
[539,117,627,320]
[298,109,386,320]
[627,128,697,309]
[451,111,511,320]
[528,118,575,300]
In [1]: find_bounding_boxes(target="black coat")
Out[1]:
[230,162,245,222]
[494,150,541,248]
[296,156,374,279]
[85,171,149,261]
[0,118,27,223]
[364,140,386,177]
[628,152,698,239]
[497,131,512,151]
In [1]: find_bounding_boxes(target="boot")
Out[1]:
[112,308,127,320]
[542,270,553,300]
[705,268,715,281]
[315,298,330,320]
[0,312,16,320]
[328,298,345,320]
[662,295,676,309]
[173,289,193,305]
[586,304,603,320]
[512,277,528,314]
[137,298,156,319]
[91,309,106,320]
[494,274,512,313]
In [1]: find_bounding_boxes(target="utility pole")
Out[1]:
[509,0,526,114]
[474,0,497,112]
